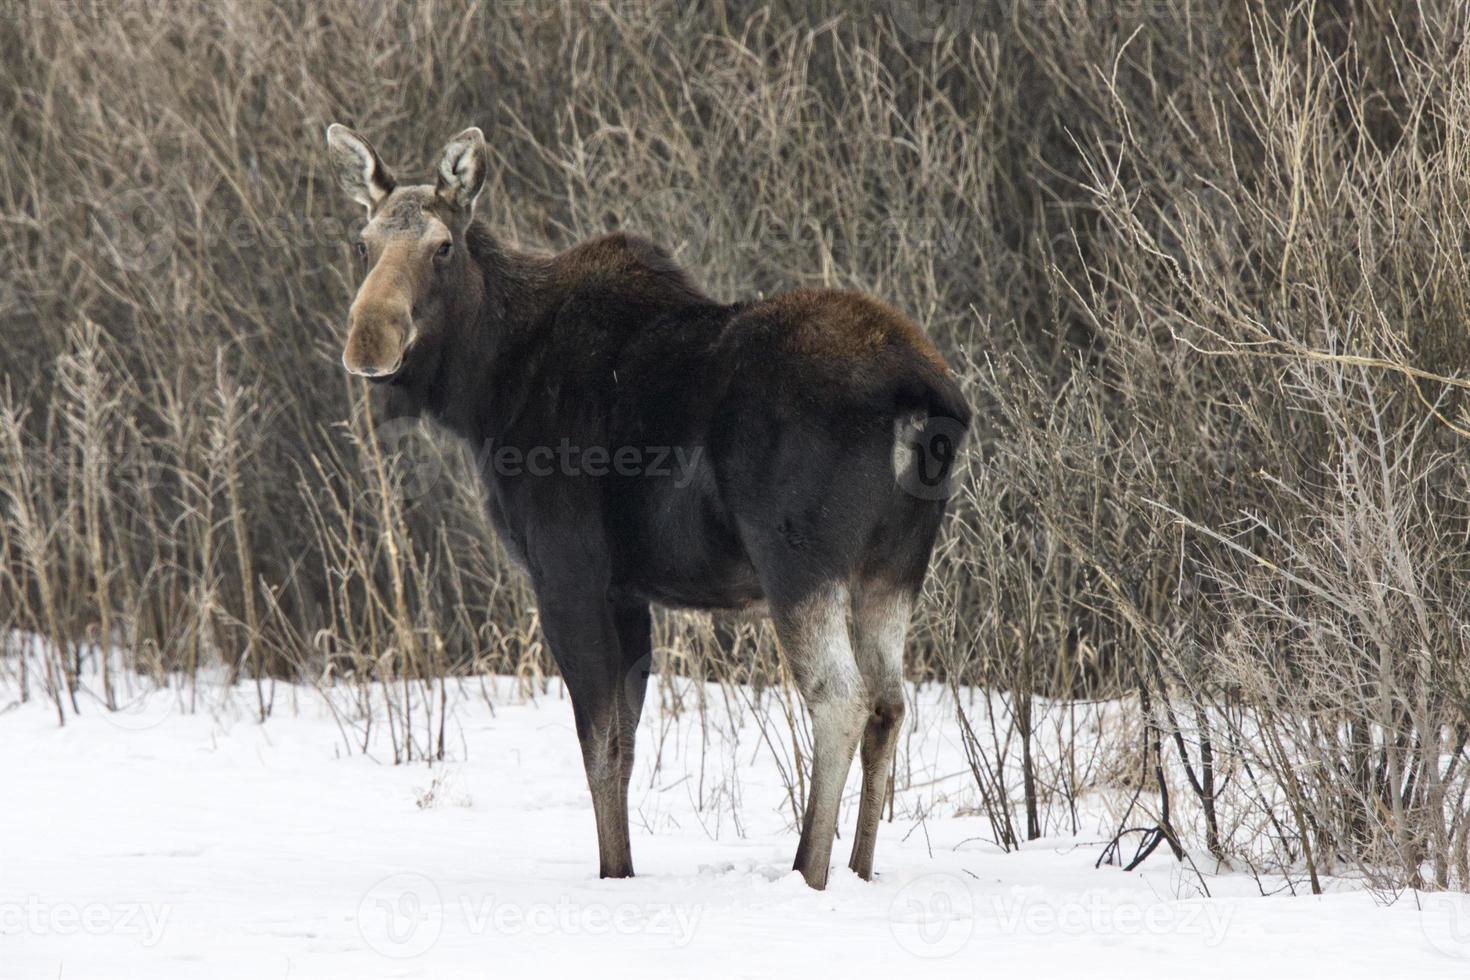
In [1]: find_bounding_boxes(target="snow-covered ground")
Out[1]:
[3,668,1469,979]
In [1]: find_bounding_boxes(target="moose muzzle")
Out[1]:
[342,301,413,378]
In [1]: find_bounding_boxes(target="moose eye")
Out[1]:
[435,241,452,258]
[354,241,367,258]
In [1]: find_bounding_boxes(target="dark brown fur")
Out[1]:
[327,125,970,888]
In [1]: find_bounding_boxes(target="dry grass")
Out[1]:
[2,0,1469,890]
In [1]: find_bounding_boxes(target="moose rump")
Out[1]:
[607,288,969,887]
[325,122,970,890]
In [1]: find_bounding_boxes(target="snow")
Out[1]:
[2,669,1468,979]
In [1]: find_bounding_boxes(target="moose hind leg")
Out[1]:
[775,584,869,890]
[847,584,912,879]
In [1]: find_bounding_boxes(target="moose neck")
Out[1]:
[385,219,546,445]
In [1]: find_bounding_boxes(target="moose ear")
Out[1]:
[325,123,395,214]
[435,127,487,214]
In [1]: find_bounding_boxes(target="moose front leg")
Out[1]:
[536,588,641,879]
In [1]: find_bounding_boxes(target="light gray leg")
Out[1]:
[776,584,869,890]
[847,584,912,880]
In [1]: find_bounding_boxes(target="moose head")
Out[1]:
[325,124,488,380]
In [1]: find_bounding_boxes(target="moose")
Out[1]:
[325,123,970,889]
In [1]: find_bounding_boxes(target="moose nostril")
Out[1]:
[342,356,400,379]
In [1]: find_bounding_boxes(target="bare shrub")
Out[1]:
[3,0,1469,891]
